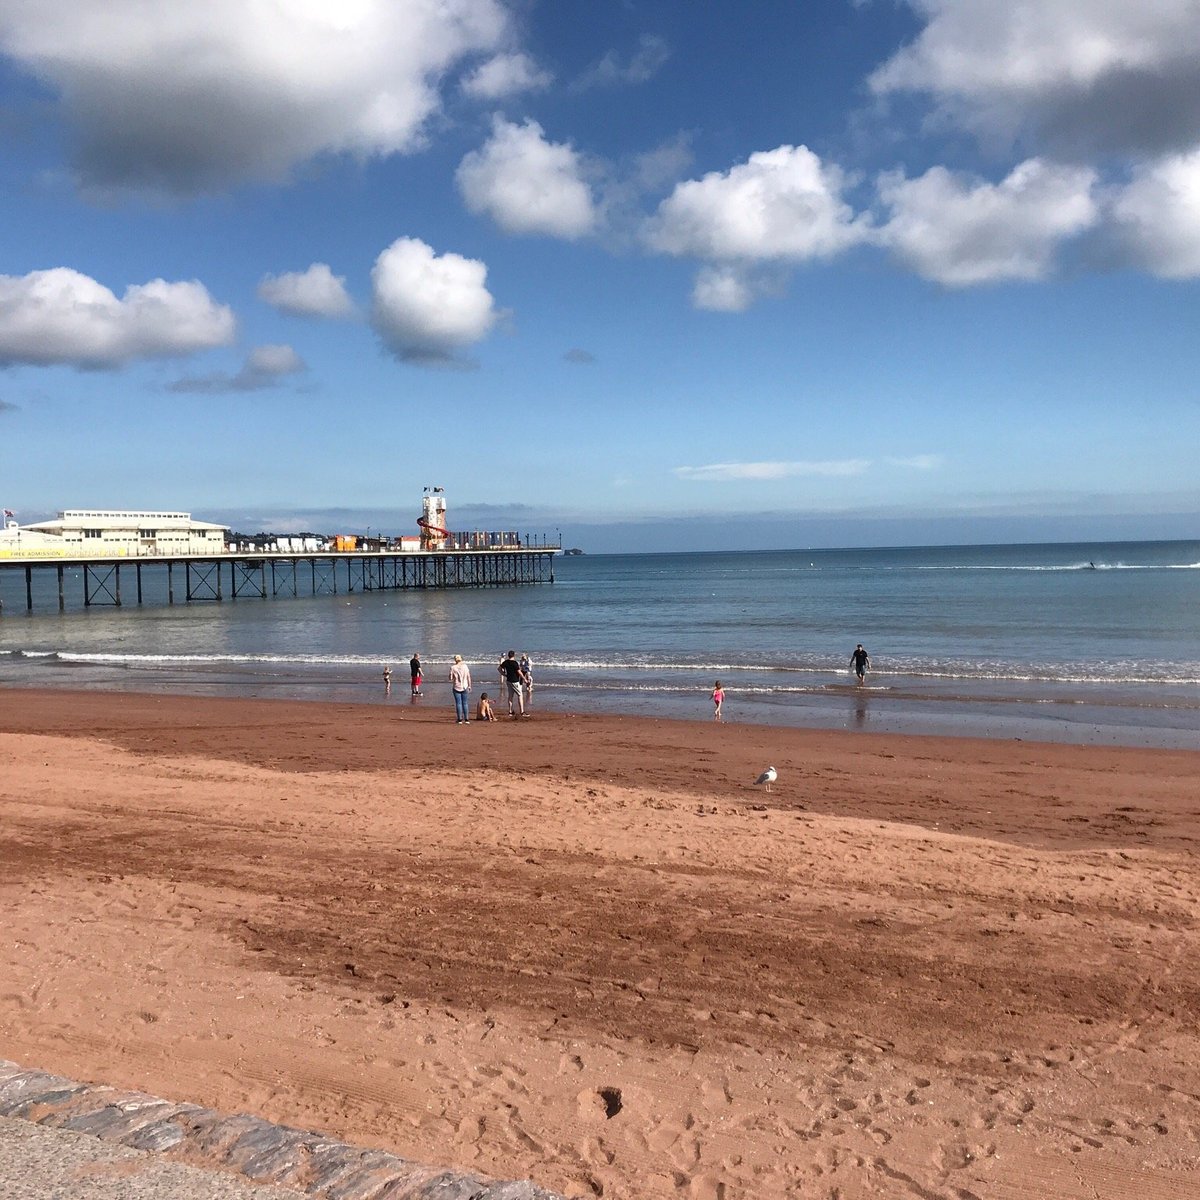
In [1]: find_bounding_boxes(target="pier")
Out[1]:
[0,545,558,616]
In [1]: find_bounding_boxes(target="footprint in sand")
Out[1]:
[577,1087,623,1122]
[700,1078,733,1109]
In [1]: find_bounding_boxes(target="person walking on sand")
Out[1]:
[410,652,423,696]
[382,665,392,696]
[519,653,533,709]
[449,654,471,724]
[501,650,528,717]
[851,643,871,686]
[711,680,725,721]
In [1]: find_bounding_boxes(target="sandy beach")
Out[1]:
[2,687,1199,1199]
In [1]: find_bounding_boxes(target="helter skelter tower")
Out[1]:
[418,486,449,550]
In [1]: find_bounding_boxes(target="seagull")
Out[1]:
[754,766,777,792]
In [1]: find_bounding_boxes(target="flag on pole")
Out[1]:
[2,509,13,517]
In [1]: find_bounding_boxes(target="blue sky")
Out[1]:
[1,0,1198,552]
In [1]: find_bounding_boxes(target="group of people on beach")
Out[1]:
[383,651,533,722]
[386,642,870,724]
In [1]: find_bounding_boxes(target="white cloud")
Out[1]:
[691,266,756,312]
[0,267,235,368]
[648,145,869,264]
[258,264,354,318]
[886,454,943,470]
[457,116,598,239]
[871,0,1200,156]
[0,0,511,192]
[461,51,552,100]
[645,145,871,309]
[369,236,499,363]
[878,158,1098,285]
[245,344,305,376]
[573,33,670,91]
[1109,148,1200,278]
[168,343,306,394]
[673,460,871,482]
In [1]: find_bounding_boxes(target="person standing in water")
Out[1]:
[410,652,423,696]
[850,643,871,685]
[711,680,725,721]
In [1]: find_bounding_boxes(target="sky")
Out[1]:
[0,0,1198,553]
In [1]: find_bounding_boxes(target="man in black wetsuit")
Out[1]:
[851,643,870,685]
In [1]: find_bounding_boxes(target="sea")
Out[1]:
[1,540,1198,749]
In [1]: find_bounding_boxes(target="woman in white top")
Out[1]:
[449,655,472,724]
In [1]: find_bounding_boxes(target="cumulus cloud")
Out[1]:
[673,460,871,482]
[461,51,552,100]
[258,263,354,318]
[870,0,1200,156]
[0,0,511,192]
[648,145,870,264]
[877,158,1098,285]
[690,265,773,313]
[168,343,306,394]
[645,145,870,307]
[457,116,598,239]
[370,236,499,363]
[0,267,235,368]
[1109,148,1200,278]
[572,33,670,91]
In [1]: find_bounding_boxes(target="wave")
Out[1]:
[12,648,1195,688]
[907,561,1200,572]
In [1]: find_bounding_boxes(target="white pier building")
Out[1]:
[0,510,228,558]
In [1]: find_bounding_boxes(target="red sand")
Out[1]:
[2,688,1200,1199]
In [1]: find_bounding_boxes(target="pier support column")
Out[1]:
[25,565,33,612]
[57,565,65,612]
[136,563,143,605]
[168,562,174,604]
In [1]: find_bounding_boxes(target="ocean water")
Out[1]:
[1,540,1198,748]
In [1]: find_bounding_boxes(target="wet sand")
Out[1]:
[2,688,1200,1198]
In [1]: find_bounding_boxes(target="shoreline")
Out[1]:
[3,684,1200,828]
[3,663,1199,750]
[3,686,1199,1197]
